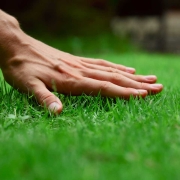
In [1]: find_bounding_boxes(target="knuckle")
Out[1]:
[79,68,89,76]
[97,59,106,65]
[36,91,55,105]
[139,82,145,89]
[24,77,37,90]
[136,75,143,81]
[56,63,82,80]
[112,72,119,81]
[108,67,114,72]
[100,81,111,91]
[54,62,64,71]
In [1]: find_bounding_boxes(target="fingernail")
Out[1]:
[145,75,157,81]
[150,84,163,90]
[48,102,61,113]
[126,67,135,73]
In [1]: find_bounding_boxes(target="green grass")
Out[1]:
[0,52,180,180]
[32,33,137,55]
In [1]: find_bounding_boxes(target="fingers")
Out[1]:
[75,77,148,98]
[82,70,163,94]
[79,57,135,74]
[29,79,63,114]
[80,62,157,84]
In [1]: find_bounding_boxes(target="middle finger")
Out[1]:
[80,62,157,83]
[83,69,163,94]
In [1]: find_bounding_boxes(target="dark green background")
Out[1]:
[1,0,167,36]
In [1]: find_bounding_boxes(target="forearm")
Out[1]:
[0,10,24,67]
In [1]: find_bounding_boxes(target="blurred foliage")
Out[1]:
[1,0,120,36]
[32,32,138,55]
[2,0,179,54]
[1,0,180,37]
[1,0,138,54]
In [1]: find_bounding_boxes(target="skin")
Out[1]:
[0,10,163,114]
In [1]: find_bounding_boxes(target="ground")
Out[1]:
[0,52,180,180]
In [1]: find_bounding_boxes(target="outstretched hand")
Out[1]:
[0,11,163,114]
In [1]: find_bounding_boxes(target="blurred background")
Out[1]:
[1,0,180,54]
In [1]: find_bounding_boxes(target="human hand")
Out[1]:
[1,33,163,114]
[0,11,163,114]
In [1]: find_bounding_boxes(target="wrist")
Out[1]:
[0,10,25,67]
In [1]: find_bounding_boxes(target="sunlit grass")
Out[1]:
[0,52,180,180]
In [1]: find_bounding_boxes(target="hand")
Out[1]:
[0,11,163,114]
[1,33,163,114]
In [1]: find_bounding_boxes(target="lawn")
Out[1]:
[0,51,180,180]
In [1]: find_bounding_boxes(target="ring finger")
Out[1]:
[80,62,157,84]
[83,69,163,94]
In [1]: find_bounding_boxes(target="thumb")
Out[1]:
[30,79,63,114]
